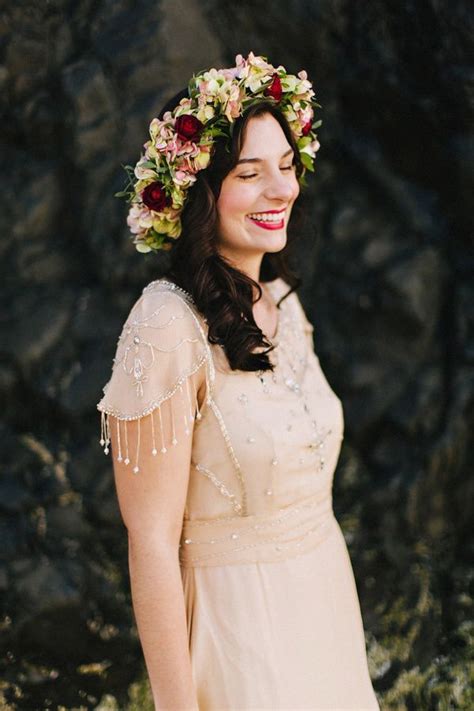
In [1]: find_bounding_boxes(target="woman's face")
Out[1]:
[215,113,300,265]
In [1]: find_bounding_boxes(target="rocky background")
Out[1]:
[1,0,472,709]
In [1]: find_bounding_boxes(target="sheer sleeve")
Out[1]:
[96,284,214,474]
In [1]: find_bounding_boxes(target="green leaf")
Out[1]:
[299,152,314,172]
[298,172,308,189]
[297,135,313,148]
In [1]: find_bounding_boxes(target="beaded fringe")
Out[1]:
[99,378,205,474]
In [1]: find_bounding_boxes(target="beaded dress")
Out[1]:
[97,277,379,710]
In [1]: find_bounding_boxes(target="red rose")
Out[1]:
[302,119,313,136]
[175,114,204,142]
[264,73,283,102]
[141,181,171,212]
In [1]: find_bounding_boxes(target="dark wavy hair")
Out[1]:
[157,88,306,373]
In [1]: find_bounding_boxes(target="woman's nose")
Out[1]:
[264,170,297,201]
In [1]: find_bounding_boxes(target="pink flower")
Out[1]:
[127,204,152,234]
[173,170,197,187]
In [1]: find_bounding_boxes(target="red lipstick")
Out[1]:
[246,209,286,230]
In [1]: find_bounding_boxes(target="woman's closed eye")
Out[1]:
[238,165,295,180]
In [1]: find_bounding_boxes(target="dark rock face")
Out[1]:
[1,1,472,708]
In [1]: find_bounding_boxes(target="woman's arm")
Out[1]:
[109,368,205,710]
[128,535,198,710]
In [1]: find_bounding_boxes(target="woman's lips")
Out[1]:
[246,212,285,230]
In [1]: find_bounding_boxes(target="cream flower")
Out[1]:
[300,138,321,158]
[134,157,157,181]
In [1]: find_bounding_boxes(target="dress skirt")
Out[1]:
[181,515,379,710]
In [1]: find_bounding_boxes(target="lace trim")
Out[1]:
[99,378,199,473]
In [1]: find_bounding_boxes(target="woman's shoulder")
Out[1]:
[138,277,207,328]
[97,277,213,420]
[142,277,194,302]
[140,277,195,311]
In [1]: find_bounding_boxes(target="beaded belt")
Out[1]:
[179,490,337,568]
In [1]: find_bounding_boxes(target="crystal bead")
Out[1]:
[133,466,139,473]
[265,489,273,496]
[133,336,140,344]
[231,533,239,539]
[247,436,256,443]
[271,458,278,466]
[100,438,105,446]
[152,448,157,455]
[184,539,192,544]
[124,457,130,465]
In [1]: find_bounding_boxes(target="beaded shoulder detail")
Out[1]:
[96,279,215,421]
[142,278,196,306]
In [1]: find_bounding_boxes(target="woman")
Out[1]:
[97,53,380,710]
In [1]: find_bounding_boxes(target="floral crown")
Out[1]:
[116,52,322,254]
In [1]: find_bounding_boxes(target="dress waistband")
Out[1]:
[179,490,337,568]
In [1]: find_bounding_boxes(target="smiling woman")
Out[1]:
[159,97,308,374]
[216,114,300,284]
[97,53,379,711]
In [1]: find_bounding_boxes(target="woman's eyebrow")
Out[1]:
[236,148,294,166]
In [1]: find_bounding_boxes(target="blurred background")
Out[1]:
[1,1,473,709]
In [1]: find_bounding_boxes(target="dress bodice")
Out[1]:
[97,277,344,567]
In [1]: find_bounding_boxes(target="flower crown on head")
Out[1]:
[116,52,322,254]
